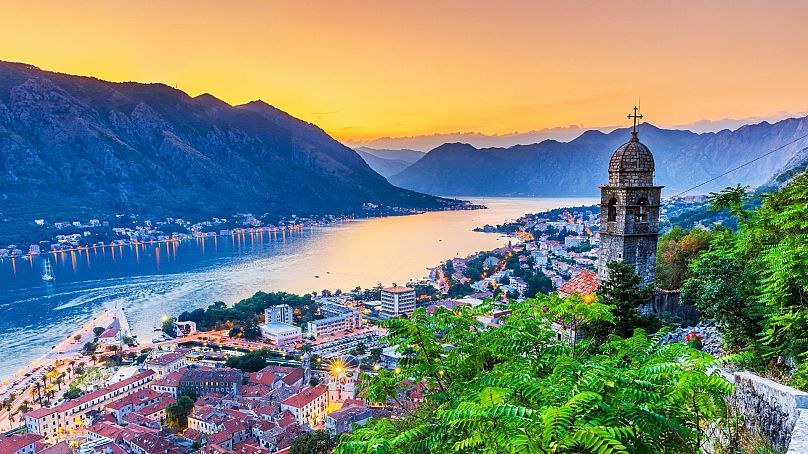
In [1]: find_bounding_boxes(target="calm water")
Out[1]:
[0,197,595,378]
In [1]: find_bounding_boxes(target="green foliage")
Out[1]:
[655,226,714,290]
[337,296,735,454]
[446,280,475,298]
[290,430,337,454]
[525,272,555,298]
[177,291,314,330]
[683,173,808,384]
[165,395,195,431]
[162,318,177,337]
[587,261,657,341]
[64,384,82,399]
[92,326,106,337]
[224,349,274,373]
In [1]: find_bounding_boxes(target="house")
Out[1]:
[280,385,328,427]
[97,328,122,349]
[325,404,372,435]
[144,351,188,378]
[179,368,243,397]
[25,371,155,441]
[0,433,44,454]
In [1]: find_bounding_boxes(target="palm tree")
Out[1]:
[30,385,40,405]
[55,373,65,390]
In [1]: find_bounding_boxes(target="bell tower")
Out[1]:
[597,108,663,287]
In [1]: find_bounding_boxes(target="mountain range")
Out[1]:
[388,118,808,196]
[354,147,424,178]
[0,61,458,234]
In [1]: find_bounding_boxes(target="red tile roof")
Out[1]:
[146,351,187,366]
[88,421,127,441]
[247,371,276,386]
[106,388,163,410]
[0,433,44,452]
[26,370,154,419]
[280,384,327,408]
[137,396,175,416]
[557,270,599,297]
[98,328,120,339]
[279,367,305,386]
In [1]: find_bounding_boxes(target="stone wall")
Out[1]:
[724,371,808,452]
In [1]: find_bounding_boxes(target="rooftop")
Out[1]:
[26,370,155,419]
[0,433,44,452]
[280,384,327,408]
[382,286,414,294]
[260,322,301,334]
[557,269,599,297]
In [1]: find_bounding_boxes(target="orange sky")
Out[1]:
[1,1,806,145]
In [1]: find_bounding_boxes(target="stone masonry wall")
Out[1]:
[724,371,808,452]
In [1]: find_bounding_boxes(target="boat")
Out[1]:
[42,259,55,282]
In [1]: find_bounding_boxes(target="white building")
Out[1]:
[280,384,328,427]
[259,322,302,345]
[265,304,294,325]
[25,371,155,441]
[307,312,363,338]
[380,286,416,318]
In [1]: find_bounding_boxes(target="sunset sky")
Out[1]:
[1,1,806,149]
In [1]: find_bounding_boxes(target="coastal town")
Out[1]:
[0,197,626,453]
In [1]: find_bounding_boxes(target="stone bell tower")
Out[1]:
[597,108,663,287]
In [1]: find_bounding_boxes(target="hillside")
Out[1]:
[354,147,425,178]
[0,62,459,235]
[389,119,808,196]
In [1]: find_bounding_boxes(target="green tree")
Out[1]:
[367,347,383,365]
[165,395,195,431]
[655,226,713,290]
[225,349,271,373]
[682,174,807,387]
[591,261,656,340]
[92,326,106,337]
[291,430,337,454]
[336,297,737,454]
[525,273,554,297]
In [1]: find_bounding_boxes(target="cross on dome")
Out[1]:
[628,106,643,136]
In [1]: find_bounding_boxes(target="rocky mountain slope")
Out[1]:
[0,62,458,231]
[354,147,424,178]
[390,119,808,196]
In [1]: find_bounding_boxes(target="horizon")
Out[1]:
[1,1,806,150]
[4,58,806,153]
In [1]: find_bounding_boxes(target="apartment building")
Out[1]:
[25,370,155,441]
[380,286,416,318]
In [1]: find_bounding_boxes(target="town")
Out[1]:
[0,189,710,454]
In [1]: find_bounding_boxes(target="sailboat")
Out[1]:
[42,259,55,282]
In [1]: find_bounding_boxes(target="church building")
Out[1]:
[597,108,662,287]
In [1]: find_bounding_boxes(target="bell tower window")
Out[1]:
[607,198,617,222]
[637,197,649,222]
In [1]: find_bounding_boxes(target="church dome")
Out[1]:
[609,132,655,173]
[335,355,360,370]
[342,355,360,369]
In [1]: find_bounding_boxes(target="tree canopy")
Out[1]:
[336,294,737,453]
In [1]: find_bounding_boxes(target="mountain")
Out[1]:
[355,147,426,164]
[389,119,808,197]
[761,145,808,191]
[354,147,424,178]
[0,62,460,233]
